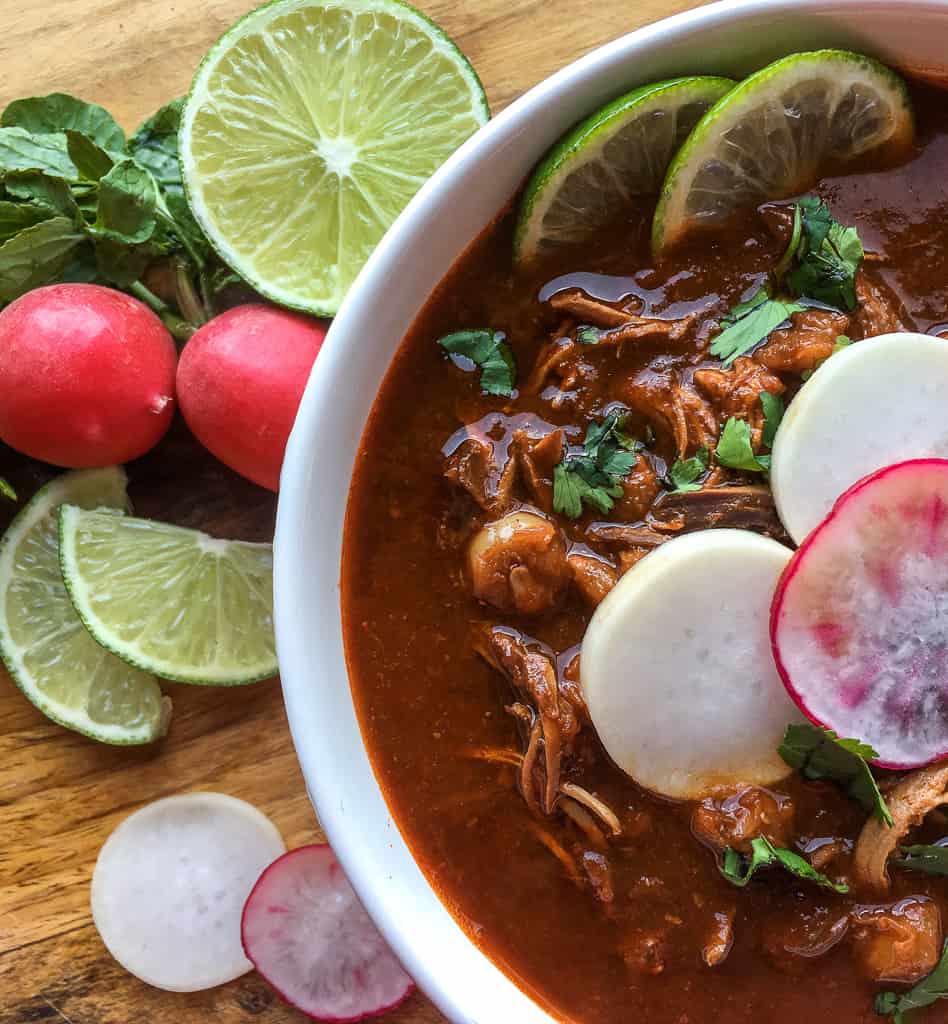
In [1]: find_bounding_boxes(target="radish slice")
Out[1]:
[772,458,948,769]
[241,844,414,1022]
[581,529,800,799]
[771,332,948,543]
[91,792,285,992]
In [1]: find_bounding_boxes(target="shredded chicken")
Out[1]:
[692,786,795,853]
[808,838,851,873]
[547,289,635,328]
[651,485,789,541]
[611,454,662,522]
[693,357,785,448]
[755,309,851,375]
[510,429,563,513]
[854,268,907,337]
[567,546,618,606]
[624,370,719,458]
[850,897,943,984]
[444,432,518,515]
[581,850,615,903]
[853,763,948,892]
[702,907,736,967]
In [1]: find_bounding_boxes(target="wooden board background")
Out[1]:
[0,0,704,1021]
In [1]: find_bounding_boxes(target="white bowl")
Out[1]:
[274,2,948,1020]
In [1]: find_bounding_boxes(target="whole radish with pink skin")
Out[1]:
[0,284,176,468]
[177,305,328,491]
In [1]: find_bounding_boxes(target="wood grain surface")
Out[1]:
[0,1,704,1021]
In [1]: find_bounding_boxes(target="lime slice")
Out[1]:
[0,469,170,745]
[653,50,913,253]
[59,509,276,686]
[180,0,489,316]
[514,76,734,263]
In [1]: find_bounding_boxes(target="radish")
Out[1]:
[176,304,328,491]
[241,844,414,1021]
[581,530,801,800]
[91,792,285,992]
[0,284,176,468]
[771,332,948,543]
[772,459,948,768]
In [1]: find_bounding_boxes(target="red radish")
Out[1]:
[241,844,414,1021]
[0,284,176,467]
[177,305,327,491]
[772,459,948,769]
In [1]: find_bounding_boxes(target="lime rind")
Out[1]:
[0,468,170,745]
[60,508,277,686]
[514,75,735,263]
[653,50,914,253]
[180,0,489,316]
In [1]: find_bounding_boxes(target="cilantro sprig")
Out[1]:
[710,285,804,367]
[778,723,893,827]
[720,835,848,894]
[552,411,640,519]
[892,845,948,876]
[438,328,516,397]
[667,447,709,493]
[876,940,948,1023]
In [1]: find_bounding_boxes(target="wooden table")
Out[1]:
[0,0,704,1020]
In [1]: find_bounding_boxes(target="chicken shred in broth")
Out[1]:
[343,79,948,1024]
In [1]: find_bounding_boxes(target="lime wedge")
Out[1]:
[653,50,913,253]
[59,509,276,686]
[180,0,489,316]
[515,76,734,263]
[0,469,170,745]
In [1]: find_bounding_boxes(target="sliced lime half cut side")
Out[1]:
[0,469,170,744]
[180,0,489,315]
[514,76,735,263]
[653,50,913,253]
[60,508,276,686]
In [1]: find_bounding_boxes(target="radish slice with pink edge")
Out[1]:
[91,792,285,992]
[581,529,802,800]
[772,459,948,769]
[241,844,414,1022]
[771,332,948,543]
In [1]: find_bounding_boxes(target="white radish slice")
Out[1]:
[772,458,948,769]
[241,844,414,1021]
[91,792,285,992]
[581,529,800,800]
[771,332,948,543]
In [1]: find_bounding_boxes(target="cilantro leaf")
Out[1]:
[760,391,784,449]
[715,417,769,474]
[876,940,948,1023]
[667,447,709,492]
[711,284,804,366]
[892,845,948,877]
[553,411,640,519]
[778,723,893,827]
[0,478,16,501]
[576,325,602,345]
[773,202,803,279]
[439,328,516,397]
[785,197,864,311]
[720,835,848,893]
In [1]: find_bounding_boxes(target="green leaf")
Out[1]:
[786,197,863,311]
[720,836,849,893]
[876,940,948,1022]
[94,238,153,288]
[778,723,893,827]
[4,171,80,218]
[553,411,640,519]
[129,99,184,190]
[893,845,948,877]
[667,447,709,492]
[439,329,516,397]
[576,324,603,345]
[0,216,84,302]
[760,391,784,449]
[798,195,833,251]
[711,285,804,366]
[715,417,769,474]
[1,94,125,151]
[65,130,115,181]
[0,127,77,179]
[92,160,157,244]
[773,202,802,280]
[0,201,52,243]
[0,478,17,501]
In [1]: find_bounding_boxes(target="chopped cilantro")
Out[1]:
[786,197,864,311]
[715,417,770,474]
[576,325,603,345]
[760,391,784,449]
[778,723,893,827]
[876,940,948,1023]
[720,835,848,894]
[667,447,709,493]
[710,284,804,367]
[892,845,948,876]
[553,411,640,519]
[439,328,516,397]
[0,478,15,502]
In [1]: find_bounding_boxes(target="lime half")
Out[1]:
[0,469,170,745]
[515,76,734,263]
[180,0,489,315]
[653,50,913,253]
[60,509,277,686]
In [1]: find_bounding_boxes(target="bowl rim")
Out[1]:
[274,1,948,1020]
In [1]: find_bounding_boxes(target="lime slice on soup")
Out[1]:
[180,0,489,316]
[59,508,277,686]
[514,76,735,263]
[652,50,913,253]
[0,468,170,745]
